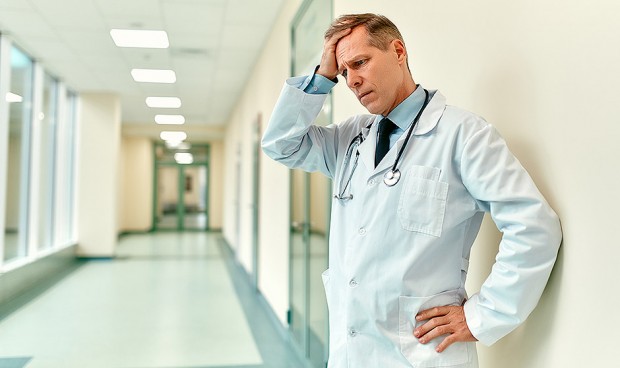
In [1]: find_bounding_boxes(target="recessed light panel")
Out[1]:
[174,153,194,165]
[160,131,187,141]
[146,97,181,108]
[110,29,169,48]
[131,69,176,83]
[5,92,23,103]
[155,114,185,125]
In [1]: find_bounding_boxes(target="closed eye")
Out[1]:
[340,58,369,79]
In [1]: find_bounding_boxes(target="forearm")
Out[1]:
[262,77,337,177]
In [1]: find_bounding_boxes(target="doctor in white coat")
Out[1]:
[262,13,562,368]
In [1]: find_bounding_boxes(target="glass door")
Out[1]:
[290,168,309,347]
[290,0,332,366]
[153,144,210,231]
[156,165,181,230]
[182,165,208,230]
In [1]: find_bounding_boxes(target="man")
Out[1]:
[262,13,561,368]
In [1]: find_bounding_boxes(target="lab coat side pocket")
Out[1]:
[398,166,448,237]
[398,290,471,367]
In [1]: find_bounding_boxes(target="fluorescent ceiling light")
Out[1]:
[110,29,169,48]
[146,97,181,108]
[174,153,194,165]
[131,69,176,83]
[5,92,23,103]
[155,114,185,125]
[160,131,187,141]
[165,140,183,149]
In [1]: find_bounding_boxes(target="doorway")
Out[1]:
[153,144,210,231]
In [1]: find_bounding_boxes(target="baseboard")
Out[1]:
[0,245,82,320]
[217,237,312,368]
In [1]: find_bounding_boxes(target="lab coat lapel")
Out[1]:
[358,120,377,172]
[374,90,447,175]
[357,91,446,175]
[413,90,446,136]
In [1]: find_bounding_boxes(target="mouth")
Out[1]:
[357,91,372,102]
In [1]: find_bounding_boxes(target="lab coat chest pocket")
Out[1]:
[398,166,448,237]
[398,290,471,367]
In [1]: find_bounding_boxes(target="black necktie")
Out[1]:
[375,118,396,167]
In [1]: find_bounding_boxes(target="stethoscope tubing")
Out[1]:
[388,88,430,175]
[335,87,431,198]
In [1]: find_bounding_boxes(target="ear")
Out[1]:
[392,39,407,65]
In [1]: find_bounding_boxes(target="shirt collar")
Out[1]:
[380,84,426,131]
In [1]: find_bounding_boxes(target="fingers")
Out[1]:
[317,28,352,79]
[415,305,451,322]
[325,28,352,45]
[413,306,477,353]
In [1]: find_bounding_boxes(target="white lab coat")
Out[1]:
[262,76,562,368]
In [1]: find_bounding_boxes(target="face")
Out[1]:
[336,26,410,116]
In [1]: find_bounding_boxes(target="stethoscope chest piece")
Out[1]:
[383,169,401,186]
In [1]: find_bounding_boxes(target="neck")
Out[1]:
[387,75,416,115]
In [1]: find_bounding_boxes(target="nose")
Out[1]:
[346,69,362,89]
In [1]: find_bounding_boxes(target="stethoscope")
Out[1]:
[334,88,430,201]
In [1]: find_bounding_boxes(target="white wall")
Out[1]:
[223,0,301,325]
[331,1,620,367]
[208,141,224,230]
[119,136,153,232]
[76,93,120,257]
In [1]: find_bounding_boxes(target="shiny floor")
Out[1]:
[0,232,305,368]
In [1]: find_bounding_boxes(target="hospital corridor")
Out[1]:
[0,232,304,367]
[0,0,618,367]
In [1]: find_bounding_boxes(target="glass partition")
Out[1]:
[3,45,33,263]
[290,0,332,366]
[37,73,58,251]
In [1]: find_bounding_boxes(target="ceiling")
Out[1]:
[0,0,286,137]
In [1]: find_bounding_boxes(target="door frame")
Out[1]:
[152,143,211,232]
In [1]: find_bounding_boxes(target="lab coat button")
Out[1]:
[349,279,358,287]
[358,227,366,236]
[349,328,358,337]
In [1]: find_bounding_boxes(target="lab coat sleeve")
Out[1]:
[261,76,340,179]
[460,123,562,346]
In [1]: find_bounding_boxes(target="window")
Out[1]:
[54,90,78,246]
[36,73,59,252]
[3,45,33,263]
[1,37,79,270]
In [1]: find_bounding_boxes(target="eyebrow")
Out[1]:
[337,53,370,74]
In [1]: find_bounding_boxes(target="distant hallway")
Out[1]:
[0,232,303,368]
